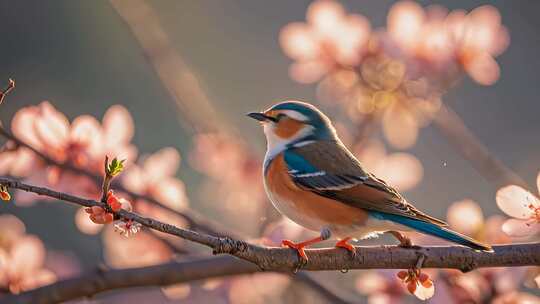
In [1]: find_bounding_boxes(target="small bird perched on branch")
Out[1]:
[248,101,492,261]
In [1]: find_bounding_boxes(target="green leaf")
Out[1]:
[107,157,126,177]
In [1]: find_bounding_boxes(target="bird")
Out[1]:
[247,100,492,261]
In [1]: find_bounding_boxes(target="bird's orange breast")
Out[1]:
[264,154,368,229]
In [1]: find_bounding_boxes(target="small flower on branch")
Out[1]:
[496,174,540,237]
[85,206,114,224]
[0,184,11,201]
[114,219,142,237]
[396,268,434,300]
[86,190,132,224]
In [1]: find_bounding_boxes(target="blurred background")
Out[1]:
[0,1,539,303]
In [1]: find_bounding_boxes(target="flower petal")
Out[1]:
[34,102,70,150]
[70,115,103,158]
[373,152,423,191]
[9,235,45,276]
[537,171,540,196]
[447,199,484,235]
[19,269,56,292]
[75,207,103,235]
[10,148,40,177]
[382,103,419,149]
[289,60,330,84]
[103,105,134,147]
[279,22,320,61]
[496,185,538,219]
[11,106,44,150]
[151,177,188,210]
[501,218,539,237]
[143,147,181,182]
[414,280,435,300]
[121,165,146,193]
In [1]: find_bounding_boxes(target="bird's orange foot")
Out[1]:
[282,239,309,262]
[335,237,356,258]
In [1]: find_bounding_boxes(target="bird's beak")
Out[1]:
[246,112,276,122]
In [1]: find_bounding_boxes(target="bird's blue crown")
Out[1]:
[268,101,337,141]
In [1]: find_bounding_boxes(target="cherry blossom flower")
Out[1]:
[496,178,540,237]
[447,199,484,236]
[280,1,509,150]
[3,102,136,205]
[279,0,371,83]
[75,207,104,235]
[11,102,136,173]
[354,139,423,191]
[0,185,10,201]
[114,220,142,238]
[122,147,188,212]
[190,133,266,235]
[0,216,55,293]
[85,206,114,224]
[396,268,435,300]
[387,1,509,85]
[85,190,132,225]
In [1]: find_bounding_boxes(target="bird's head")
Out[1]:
[247,101,337,154]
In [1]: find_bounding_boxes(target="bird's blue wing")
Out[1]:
[283,150,366,190]
[284,142,448,226]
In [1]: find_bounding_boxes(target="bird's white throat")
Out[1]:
[262,123,314,165]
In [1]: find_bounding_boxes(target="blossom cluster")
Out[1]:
[280,0,509,150]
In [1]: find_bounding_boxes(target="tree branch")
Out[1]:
[0,127,349,303]
[1,177,539,273]
[1,255,355,304]
[0,256,259,304]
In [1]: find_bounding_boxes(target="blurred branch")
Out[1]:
[433,103,529,189]
[1,177,539,273]
[2,256,354,304]
[109,0,226,133]
[1,256,259,304]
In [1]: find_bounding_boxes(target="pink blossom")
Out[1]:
[122,147,188,211]
[11,102,136,173]
[5,102,136,205]
[279,0,371,83]
[496,179,540,237]
[0,217,55,293]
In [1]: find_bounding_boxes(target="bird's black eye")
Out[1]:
[275,113,287,122]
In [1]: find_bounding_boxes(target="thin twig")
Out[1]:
[0,126,233,238]
[0,79,15,106]
[0,177,538,273]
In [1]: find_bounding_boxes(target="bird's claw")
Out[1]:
[335,237,356,258]
[282,239,309,269]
